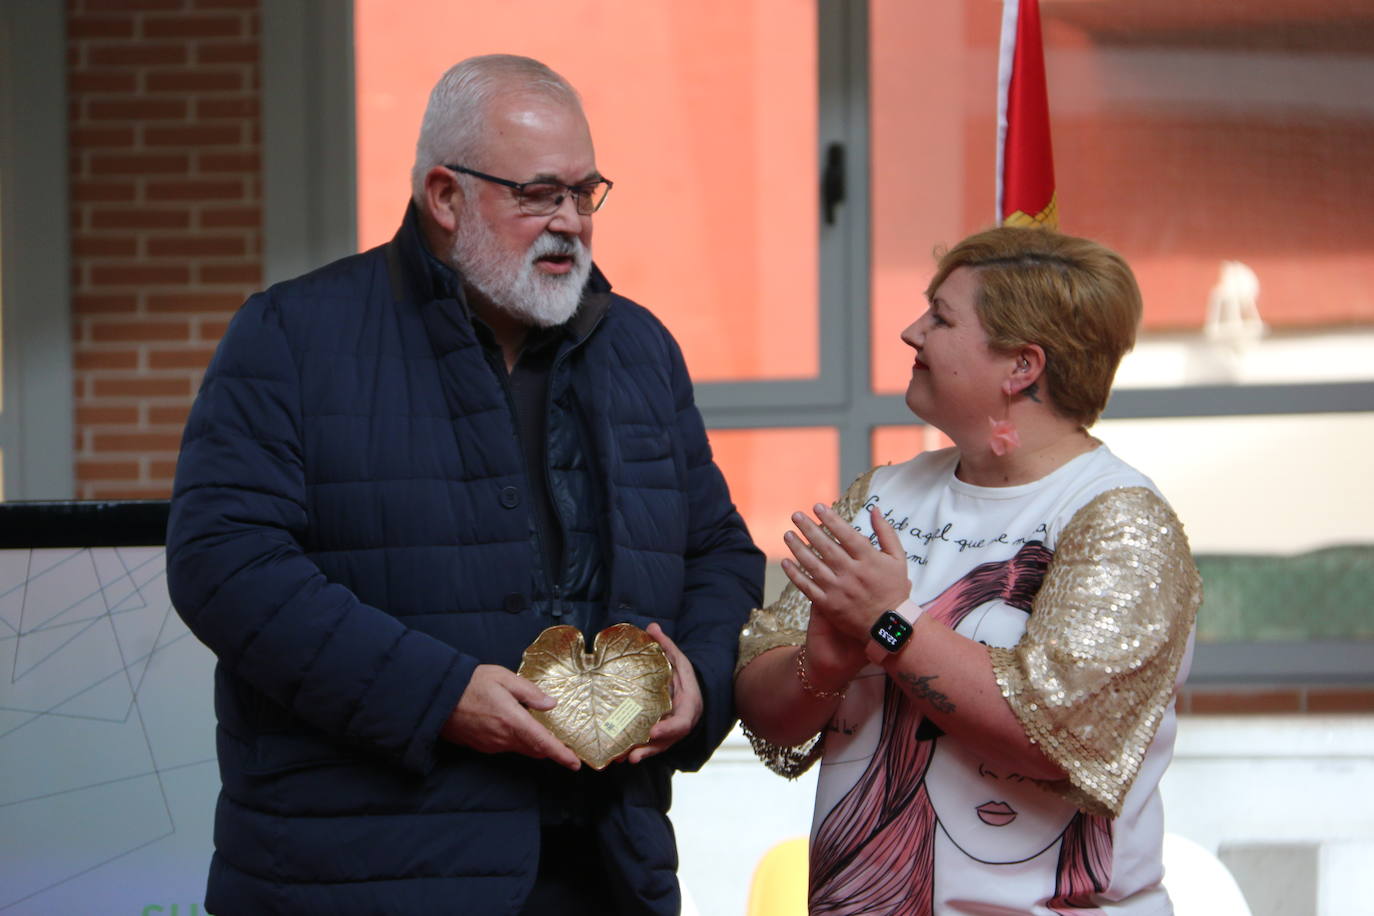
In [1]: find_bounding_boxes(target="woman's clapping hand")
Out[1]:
[782,504,911,642]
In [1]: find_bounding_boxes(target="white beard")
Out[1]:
[450,206,592,329]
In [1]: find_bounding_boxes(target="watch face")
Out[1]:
[871,610,914,652]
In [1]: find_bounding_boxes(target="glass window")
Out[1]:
[1041,2,1374,393]
[868,0,969,396]
[871,424,951,470]
[872,0,1374,394]
[1098,412,1374,646]
[1097,413,1374,555]
[708,427,838,561]
[870,1,1374,670]
[354,0,819,383]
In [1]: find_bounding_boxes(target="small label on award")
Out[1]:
[601,699,643,738]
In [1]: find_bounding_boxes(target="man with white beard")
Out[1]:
[166,54,763,916]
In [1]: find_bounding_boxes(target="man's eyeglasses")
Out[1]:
[445,165,613,216]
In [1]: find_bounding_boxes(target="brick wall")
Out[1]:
[67,0,261,500]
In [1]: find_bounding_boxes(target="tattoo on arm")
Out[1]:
[897,672,957,715]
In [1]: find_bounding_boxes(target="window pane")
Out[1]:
[869,0,969,395]
[876,414,1374,647]
[1096,412,1374,645]
[1097,413,1374,554]
[1044,2,1374,391]
[355,0,818,383]
[708,427,837,561]
[870,1,1374,394]
[870,424,951,470]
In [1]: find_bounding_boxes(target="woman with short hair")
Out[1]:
[735,226,1201,915]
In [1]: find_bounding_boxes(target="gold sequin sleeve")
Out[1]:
[989,485,1202,817]
[735,468,879,779]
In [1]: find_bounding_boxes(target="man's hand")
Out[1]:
[440,664,581,770]
[626,622,703,764]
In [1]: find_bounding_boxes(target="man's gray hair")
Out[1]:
[410,54,583,204]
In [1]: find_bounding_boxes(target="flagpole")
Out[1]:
[995,0,1020,224]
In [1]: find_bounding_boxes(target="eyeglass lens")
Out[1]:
[517,181,608,216]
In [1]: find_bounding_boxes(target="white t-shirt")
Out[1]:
[809,445,1191,916]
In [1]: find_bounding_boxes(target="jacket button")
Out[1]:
[499,485,521,508]
[503,593,528,613]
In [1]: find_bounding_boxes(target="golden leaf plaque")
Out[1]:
[517,623,673,770]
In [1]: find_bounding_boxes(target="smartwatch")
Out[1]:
[866,600,924,665]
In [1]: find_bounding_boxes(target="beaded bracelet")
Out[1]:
[794,645,846,700]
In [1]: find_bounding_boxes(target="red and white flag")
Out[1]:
[996,0,1057,229]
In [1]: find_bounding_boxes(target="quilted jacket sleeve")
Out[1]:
[166,291,474,776]
[658,328,766,773]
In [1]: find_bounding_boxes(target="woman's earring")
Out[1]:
[988,379,1021,456]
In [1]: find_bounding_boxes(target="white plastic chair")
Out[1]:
[1162,832,1254,916]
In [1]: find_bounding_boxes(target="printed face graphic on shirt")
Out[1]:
[926,600,1078,864]
[925,733,1079,864]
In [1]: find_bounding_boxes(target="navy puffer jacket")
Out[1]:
[166,205,764,915]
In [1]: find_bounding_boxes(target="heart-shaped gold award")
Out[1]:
[517,623,673,770]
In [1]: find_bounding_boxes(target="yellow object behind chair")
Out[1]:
[746,835,809,916]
